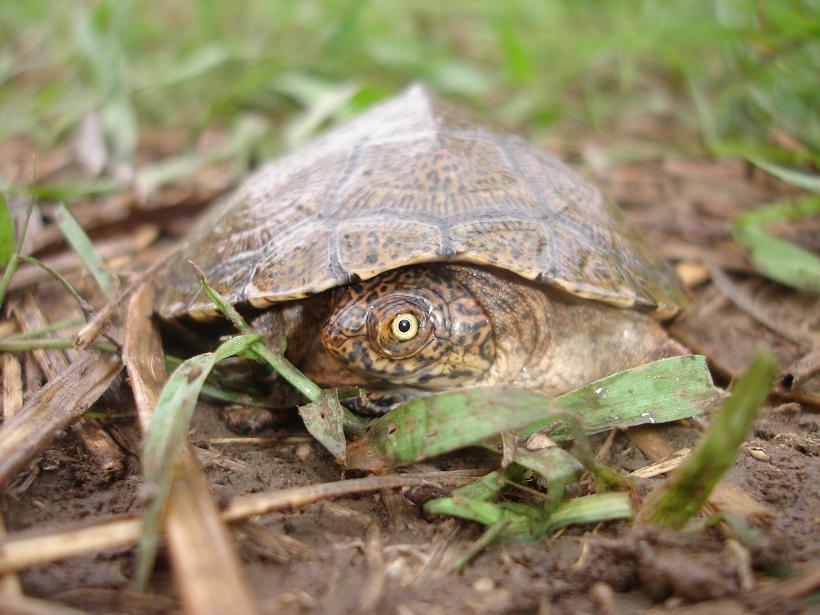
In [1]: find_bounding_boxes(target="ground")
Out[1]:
[0,127,818,613]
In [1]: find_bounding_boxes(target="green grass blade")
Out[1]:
[449,519,513,572]
[193,265,361,454]
[4,317,85,340]
[424,495,536,537]
[15,179,121,202]
[424,492,633,542]
[749,159,820,194]
[539,492,633,536]
[54,203,118,298]
[733,196,820,293]
[0,193,13,265]
[346,387,556,470]
[520,355,721,438]
[507,446,584,510]
[0,193,18,309]
[0,254,17,311]
[193,264,323,401]
[135,333,261,589]
[298,391,346,463]
[347,356,719,470]
[641,350,778,529]
[450,467,525,502]
[18,255,95,316]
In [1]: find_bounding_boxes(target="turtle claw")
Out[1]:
[223,406,297,434]
[341,388,427,416]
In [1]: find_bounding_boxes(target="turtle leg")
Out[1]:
[341,387,429,416]
[222,379,305,434]
[223,406,298,434]
[224,388,424,433]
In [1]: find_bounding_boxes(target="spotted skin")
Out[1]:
[154,85,688,420]
[230,264,685,419]
[154,84,685,321]
[319,267,495,389]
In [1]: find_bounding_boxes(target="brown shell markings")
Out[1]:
[155,84,685,320]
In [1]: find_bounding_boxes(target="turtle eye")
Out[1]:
[390,312,419,341]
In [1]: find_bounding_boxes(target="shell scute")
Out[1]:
[155,84,684,320]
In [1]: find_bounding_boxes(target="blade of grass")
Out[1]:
[424,495,536,537]
[348,356,720,470]
[17,256,95,316]
[298,391,346,463]
[449,519,512,573]
[749,159,820,193]
[0,336,117,354]
[520,355,721,438]
[505,445,584,511]
[4,318,85,341]
[425,491,633,542]
[732,196,820,293]
[449,467,526,502]
[539,492,633,536]
[640,349,778,528]
[54,203,117,298]
[192,262,366,452]
[0,192,35,309]
[345,387,557,471]
[0,193,13,265]
[12,179,121,202]
[135,333,262,588]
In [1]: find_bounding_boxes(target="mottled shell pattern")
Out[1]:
[155,85,684,320]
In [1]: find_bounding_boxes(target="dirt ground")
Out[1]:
[1,126,819,614]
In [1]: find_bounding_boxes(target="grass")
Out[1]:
[640,349,779,528]
[0,0,817,170]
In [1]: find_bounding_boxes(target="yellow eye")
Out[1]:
[390,312,419,341]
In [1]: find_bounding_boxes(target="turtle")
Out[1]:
[154,84,687,419]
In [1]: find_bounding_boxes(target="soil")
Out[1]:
[3,401,818,614]
[1,127,819,614]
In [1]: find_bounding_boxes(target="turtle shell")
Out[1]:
[155,84,685,320]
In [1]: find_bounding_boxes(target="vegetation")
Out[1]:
[1,0,817,170]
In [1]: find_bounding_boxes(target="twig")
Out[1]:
[11,295,125,478]
[0,515,22,597]
[2,353,23,420]
[0,351,122,487]
[709,265,810,348]
[449,520,511,573]
[628,449,691,479]
[0,470,483,574]
[123,284,259,613]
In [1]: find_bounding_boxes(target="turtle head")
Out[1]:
[320,266,495,389]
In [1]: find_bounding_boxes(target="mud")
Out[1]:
[3,396,818,614]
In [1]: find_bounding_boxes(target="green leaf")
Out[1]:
[135,333,262,589]
[505,446,584,510]
[425,492,633,541]
[641,350,778,528]
[449,467,526,503]
[17,179,121,202]
[298,391,346,464]
[521,355,721,438]
[345,387,556,471]
[749,159,820,194]
[0,193,14,265]
[346,355,720,471]
[733,196,820,293]
[54,203,118,298]
[272,75,359,148]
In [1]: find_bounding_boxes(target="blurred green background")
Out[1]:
[1,0,818,171]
